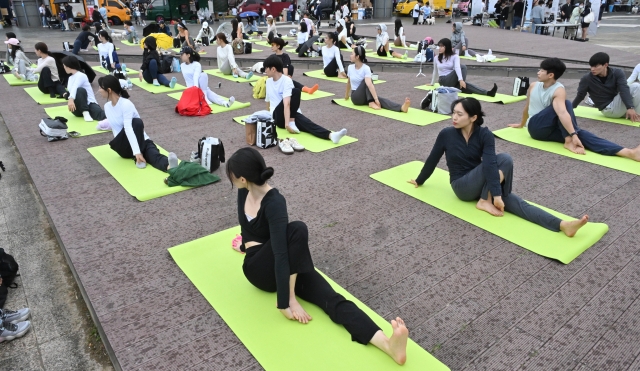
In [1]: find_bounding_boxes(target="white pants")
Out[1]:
[219,58,247,77]
[602,83,640,119]
[197,73,226,106]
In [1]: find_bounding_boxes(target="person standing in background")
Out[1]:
[513,0,524,28]
[65,3,76,30]
[39,4,47,27]
[597,0,605,27]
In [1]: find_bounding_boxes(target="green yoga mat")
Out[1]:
[232,115,357,152]
[414,84,527,105]
[93,66,138,75]
[460,55,510,63]
[171,48,209,54]
[573,106,640,127]
[371,162,608,264]
[167,92,251,113]
[365,54,415,64]
[331,99,449,126]
[204,69,260,83]
[24,87,66,105]
[44,106,109,137]
[129,78,186,93]
[92,45,120,51]
[120,40,139,46]
[303,69,386,84]
[493,127,640,176]
[284,48,322,57]
[88,144,191,201]
[3,73,37,86]
[249,82,335,101]
[168,226,450,371]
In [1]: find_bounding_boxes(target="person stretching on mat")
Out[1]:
[227,147,409,364]
[427,38,498,97]
[322,33,347,78]
[215,33,254,80]
[345,46,410,112]
[509,58,640,160]
[408,97,589,236]
[138,36,178,88]
[269,38,319,94]
[98,75,179,172]
[572,52,640,123]
[61,55,107,122]
[295,21,321,57]
[374,24,407,60]
[336,19,354,49]
[6,38,37,82]
[97,31,120,72]
[180,46,235,108]
[393,18,408,48]
[33,42,67,98]
[263,55,347,153]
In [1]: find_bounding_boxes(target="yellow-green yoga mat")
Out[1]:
[232,115,357,152]
[303,69,386,84]
[120,40,139,46]
[460,55,510,63]
[371,162,608,264]
[44,106,110,137]
[167,92,251,113]
[493,127,640,175]
[129,78,186,93]
[204,69,261,83]
[24,87,66,105]
[365,53,415,64]
[88,144,191,201]
[171,48,209,54]
[573,106,640,127]
[331,99,449,126]
[93,66,138,75]
[168,226,450,371]
[93,45,120,51]
[415,84,527,104]
[249,82,335,101]
[3,73,37,86]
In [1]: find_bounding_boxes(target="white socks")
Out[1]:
[224,96,235,108]
[153,79,160,86]
[329,128,347,144]
[168,152,179,169]
[288,121,300,133]
[82,111,93,122]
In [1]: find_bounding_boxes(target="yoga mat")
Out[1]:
[390,45,418,50]
[120,40,139,46]
[331,99,449,126]
[93,45,120,51]
[303,69,386,84]
[364,54,415,64]
[249,82,335,101]
[203,69,261,83]
[371,162,608,264]
[284,48,322,57]
[232,115,357,152]
[414,84,527,105]
[3,73,37,86]
[460,55,510,63]
[340,48,373,52]
[493,127,640,176]
[129,78,186,93]
[44,105,109,137]
[167,92,251,113]
[24,87,67,105]
[171,48,208,54]
[169,226,450,371]
[88,144,191,201]
[93,66,139,75]
[573,106,640,127]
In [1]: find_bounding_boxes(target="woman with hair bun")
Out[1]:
[227,147,410,365]
[408,97,589,237]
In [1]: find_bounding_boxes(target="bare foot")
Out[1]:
[369,101,381,110]
[560,215,589,237]
[476,198,503,216]
[628,145,640,161]
[388,318,408,365]
[401,97,410,113]
[564,141,585,155]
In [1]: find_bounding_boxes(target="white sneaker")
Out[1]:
[585,96,594,106]
[278,139,294,155]
[82,111,93,122]
[224,96,235,108]
[287,137,305,152]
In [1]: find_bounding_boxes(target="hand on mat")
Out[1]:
[407,179,420,188]
[135,153,146,165]
[138,71,143,82]
[459,80,467,90]
[493,196,505,213]
[508,122,524,128]
[68,99,76,112]
[627,108,640,123]
[283,300,312,324]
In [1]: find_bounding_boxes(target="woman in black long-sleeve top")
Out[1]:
[408,98,588,237]
[137,36,176,88]
[227,147,409,365]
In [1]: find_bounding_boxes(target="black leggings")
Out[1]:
[377,44,389,57]
[71,88,107,121]
[37,66,66,97]
[108,118,169,172]
[242,221,380,344]
[323,56,343,78]
[273,88,330,140]
[297,36,319,57]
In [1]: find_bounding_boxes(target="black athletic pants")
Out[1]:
[323,56,343,77]
[71,88,107,120]
[273,88,330,139]
[242,221,380,344]
[108,118,169,171]
[37,67,66,97]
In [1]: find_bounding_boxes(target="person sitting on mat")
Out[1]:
[336,19,353,49]
[195,21,215,46]
[72,24,99,55]
[408,97,589,236]
[5,38,37,82]
[231,17,248,41]
[345,46,410,112]
[572,52,640,123]
[451,22,475,57]
[174,22,197,50]
[180,46,235,108]
[266,15,279,43]
[627,63,640,86]
[215,33,254,79]
[509,58,640,160]
[61,55,107,122]
[393,18,408,48]
[157,20,172,36]
[374,24,407,59]
[345,16,360,41]
[5,32,17,65]
[263,55,347,151]
[97,31,120,73]
[123,21,139,44]
[33,42,67,98]
[269,38,319,94]
[322,33,347,79]
[427,38,498,97]
[98,75,179,172]
[226,147,409,364]
[138,37,178,88]
[295,22,313,53]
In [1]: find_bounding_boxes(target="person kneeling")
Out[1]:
[61,55,107,122]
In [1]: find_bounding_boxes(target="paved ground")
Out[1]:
[2,14,640,371]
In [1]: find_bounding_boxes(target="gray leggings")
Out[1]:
[351,81,402,112]
[452,37,476,57]
[219,59,247,77]
[14,60,37,81]
[439,64,491,96]
[450,153,562,232]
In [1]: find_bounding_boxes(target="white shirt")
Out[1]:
[396,26,404,38]
[33,56,59,82]
[267,23,277,36]
[348,63,372,91]
[39,6,45,15]
[628,63,640,85]
[104,97,148,156]
[231,7,237,15]
[217,44,238,69]
[321,45,344,72]
[413,4,420,17]
[265,75,295,115]
[342,4,350,16]
[67,72,96,103]
[297,31,309,44]
[97,42,115,64]
[338,27,348,44]
[181,61,203,88]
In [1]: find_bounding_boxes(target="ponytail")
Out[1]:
[98,75,130,99]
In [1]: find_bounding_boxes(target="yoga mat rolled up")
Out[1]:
[414,84,527,105]
[493,127,640,175]
[88,144,192,201]
[44,105,110,137]
[249,82,335,101]
[232,115,357,152]
[203,69,261,83]
[129,78,186,94]
[168,226,450,371]
[303,69,385,84]
[371,162,608,264]
[24,87,66,105]
[573,106,640,127]
[167,92,251,113]
[3,73,37,86]
[331,99,449,126]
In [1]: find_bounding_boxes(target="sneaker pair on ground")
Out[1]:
[278,138,305,155]
[0,308,31,343]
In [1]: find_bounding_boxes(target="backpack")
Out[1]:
[0,248,19,289]
[39,117,69,141]
[175,86,212,116]
[244,42,252,54]
[252,76,267,99]
[0,62,10,74]
[232,39,245,55]
[512,76,530,96]
[197,137,225,172]
[159,55,173,74]
[256,119,278,149]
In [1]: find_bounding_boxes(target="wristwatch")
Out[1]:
[569,132,577,137]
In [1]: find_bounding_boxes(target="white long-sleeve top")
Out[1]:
[297,31,308,45]
[196,27,214,42]
[321,45,344,72]
[97,42,115,64]
[396,26,404,38]
[104,97,148,156]
[430,54,463,85]
[67,72,97,103]
[628,63,640,85]
[267,23,277,36]
[338,28,348,45]
[217,44,238,69]
[33,56,59,81]
[181,61,203,88]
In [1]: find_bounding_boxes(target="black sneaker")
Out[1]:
[421,92,432,110]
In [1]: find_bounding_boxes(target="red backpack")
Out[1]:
[175,86,212,116]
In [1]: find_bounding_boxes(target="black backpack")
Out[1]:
[159,55,173,74]
[0,247,17,308]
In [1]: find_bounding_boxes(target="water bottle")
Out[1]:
[488,48,493,55]
[126,77,133,90]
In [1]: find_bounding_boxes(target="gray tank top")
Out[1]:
[526,81,563,127]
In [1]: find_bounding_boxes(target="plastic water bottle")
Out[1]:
[126,77,133,90]
[488,48,493,55]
